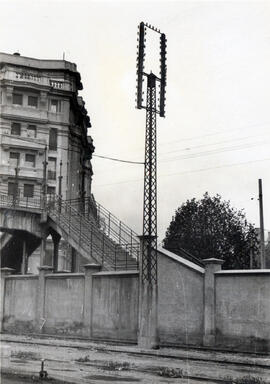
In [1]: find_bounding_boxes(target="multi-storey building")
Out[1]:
[0,52,94,271]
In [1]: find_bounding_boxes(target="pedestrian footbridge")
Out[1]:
[0,192,139,273]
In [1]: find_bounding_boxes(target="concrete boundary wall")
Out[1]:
[1,267,139,343]
[2,274,38,333]
[92,271,139,342]
[157,248,205,346]
[44,273,85,336]
[215,270,270,352]
[1,251,270,352]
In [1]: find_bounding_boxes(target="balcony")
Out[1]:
[1,134,46,151]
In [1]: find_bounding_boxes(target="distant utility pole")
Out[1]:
[13,157,19,206]
[258,178,265,268]
[136,22,167,349]
[58,160,63,198]
[42,146,48,208]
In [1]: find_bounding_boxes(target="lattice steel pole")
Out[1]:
[136,22,167,349]
[142,73,157,284]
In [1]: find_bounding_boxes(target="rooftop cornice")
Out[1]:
[0,52,82,90]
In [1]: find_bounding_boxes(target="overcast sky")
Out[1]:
[1,0,269,241]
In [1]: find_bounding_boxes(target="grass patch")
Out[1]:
[105,361,131,371]
[75,355,91,363]
[11,351,40,360]
[158,367,184,378]
[223,376,267,384]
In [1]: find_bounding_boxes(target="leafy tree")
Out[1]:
[163,192,259,269]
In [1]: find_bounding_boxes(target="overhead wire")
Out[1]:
[159,139,270,163]
[93,157,270,188]
[158,130,270,156]
[5,127,270,168]
[92,154,144,165]
[8,136,144,164]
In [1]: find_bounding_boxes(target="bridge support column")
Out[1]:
[21,240,28,275]
[203,258,223,346]
[40,234,47,267]
[0,268,14,332]
[51,232,61,272]
[83,263,101,336]
[36,266,54,333]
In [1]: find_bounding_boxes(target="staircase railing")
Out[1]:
[65,196,140,252]
[0,187,140,271]
[47,195,139,270]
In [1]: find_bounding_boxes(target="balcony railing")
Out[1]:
[50,80,64,89]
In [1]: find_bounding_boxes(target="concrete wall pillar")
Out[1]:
[203,258,223,346]
[36,266,54,333]
[83,263,101,337]
[138,236,159,349]
[0,268,14,332]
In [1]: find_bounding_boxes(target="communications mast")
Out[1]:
[136,22,167,348]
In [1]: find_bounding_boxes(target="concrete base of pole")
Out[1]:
[138,281,159,349]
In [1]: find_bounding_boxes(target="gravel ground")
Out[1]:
[1,334,270,384]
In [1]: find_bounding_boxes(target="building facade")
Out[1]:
[0,52,94,202]
[0,52,94,272]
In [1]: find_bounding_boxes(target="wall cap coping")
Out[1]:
[45,273,85,279]
[93,270,139,277]
[203,258,224,265]
[38,266,54,271]
[5,274,38,279]
[157,246,205,274]
[1,267,15,274]
[216,269,270,275]
[84,264,101,269]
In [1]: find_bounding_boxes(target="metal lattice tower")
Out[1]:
[142,73,157,283]
[136,22,167,285]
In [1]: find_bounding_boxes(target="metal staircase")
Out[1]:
[47,196,139,270]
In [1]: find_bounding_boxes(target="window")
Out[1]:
[49,128,57,150]
[50,99,61,113]
[47,186,56,195]
[13,93,23,105]
[8,182,16,196]
[27,125,36,138]
[25,154,35,166]
[10,152,20,166]
[11,122,21,136]
[24,184,34,198]
[10,152,20,160]
[48,157,56,180]
[28,95,38,107]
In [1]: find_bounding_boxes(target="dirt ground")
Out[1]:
[1,334,270,384]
